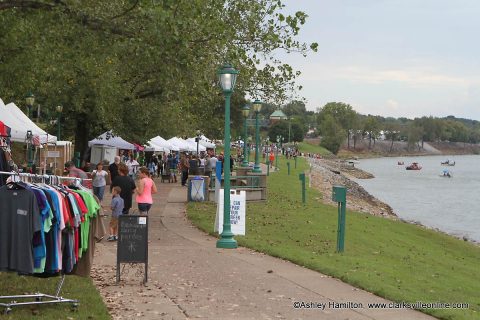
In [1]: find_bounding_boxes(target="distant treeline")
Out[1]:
[242,100,480,154]
[312,102,480,154]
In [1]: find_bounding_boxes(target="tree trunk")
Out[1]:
[368,133,372,149]
[74,113,90,166]
[390,139,394,152]
[347,131,351,149]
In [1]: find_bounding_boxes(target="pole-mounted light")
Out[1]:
[252,99,262,173]
[241,105,250,167]
[216,64,239,249]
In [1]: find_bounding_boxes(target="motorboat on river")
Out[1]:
[441,160,455,166]
[406,162,422,170]
[440,169,452,178]
[398,161,404,165]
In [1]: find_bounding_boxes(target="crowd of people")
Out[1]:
[65,148,234,240]
[66,143,298,242]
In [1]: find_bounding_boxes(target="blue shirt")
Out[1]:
[111,195,124,218]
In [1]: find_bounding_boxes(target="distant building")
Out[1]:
[269,109,288,124]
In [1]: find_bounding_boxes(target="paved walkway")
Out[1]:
[92,179,435,320]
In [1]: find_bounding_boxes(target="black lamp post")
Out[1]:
[56,105,63,140]
[195,129,201,155]
[25,92,35,118]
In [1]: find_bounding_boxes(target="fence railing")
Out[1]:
[208,174,261,189]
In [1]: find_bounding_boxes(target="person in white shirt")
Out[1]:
[126,155,139,178]
[205,153,217,178]
[92,162,109,202]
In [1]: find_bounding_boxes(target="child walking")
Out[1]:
[108,186,124,241]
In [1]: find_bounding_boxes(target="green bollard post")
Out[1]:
[267,161,270,176]
[294,156,297,168]
[287,162,290,175]
[332,186,347,253]
[299,173,306,204]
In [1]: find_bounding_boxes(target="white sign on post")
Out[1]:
[47,151,61,158]
[214,189,246,235]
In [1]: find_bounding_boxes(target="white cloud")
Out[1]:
[386,99,399,111]
[334,66,471,87]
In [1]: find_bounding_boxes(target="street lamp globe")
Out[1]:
[252,99,262,113]
[25,92,35,107]
[56,105,63,113]
[242,105,250,118]
[217,64,239,92]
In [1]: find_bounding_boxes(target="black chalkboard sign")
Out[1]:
[116,215,148,284]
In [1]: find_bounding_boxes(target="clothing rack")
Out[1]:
[0,171,92,184]
[0,171,88,314]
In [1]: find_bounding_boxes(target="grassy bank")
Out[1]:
[297,140,331,156]
[0,273,110,319]
[187,156,480,320]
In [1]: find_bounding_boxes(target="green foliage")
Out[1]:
[267,121,288,142]
[267,118,306,143]
[0,0,317,155]
[187,156,480,320]
[319,114,345,154]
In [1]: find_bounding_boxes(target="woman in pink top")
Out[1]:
[135,167,157,214]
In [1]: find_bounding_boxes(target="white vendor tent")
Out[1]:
[145,140,170,152]
[0,98,57,144]
[167,137,193,152]
[186,138,207,152]
[149,135,177,152]
[88,131,135,150]
[200,135,216,148]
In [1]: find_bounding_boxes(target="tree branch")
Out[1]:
[0,0,55,10]
[109,0,140,20]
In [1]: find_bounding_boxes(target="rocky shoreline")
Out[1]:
[307,157,397,218]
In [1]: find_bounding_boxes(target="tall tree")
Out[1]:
[363,115,381,149]
[317,102,356,149]
[0,0,318,158]
[319,114,345,154]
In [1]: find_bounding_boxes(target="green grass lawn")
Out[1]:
[297,140,331,156]
[0,273,109,319]
[187,156,480,320]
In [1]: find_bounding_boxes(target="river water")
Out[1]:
[354,155,480,242]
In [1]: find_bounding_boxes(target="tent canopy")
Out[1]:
[199,135,216,148]
[186,138,207,152]
[167,137,191,152]
[88,131,135,150]
[150,135,177,151]
[145,140,170,152]
[0,99,57,144]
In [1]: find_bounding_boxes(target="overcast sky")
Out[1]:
[278,0,480,120]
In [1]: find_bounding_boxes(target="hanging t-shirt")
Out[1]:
[0,185,42,274]
[74,190,100,254]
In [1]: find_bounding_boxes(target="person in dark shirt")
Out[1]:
[111,163,136,214]
[108,156,120,191]
[188,155,199,176]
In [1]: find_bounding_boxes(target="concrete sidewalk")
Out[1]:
[91,181,435,320]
